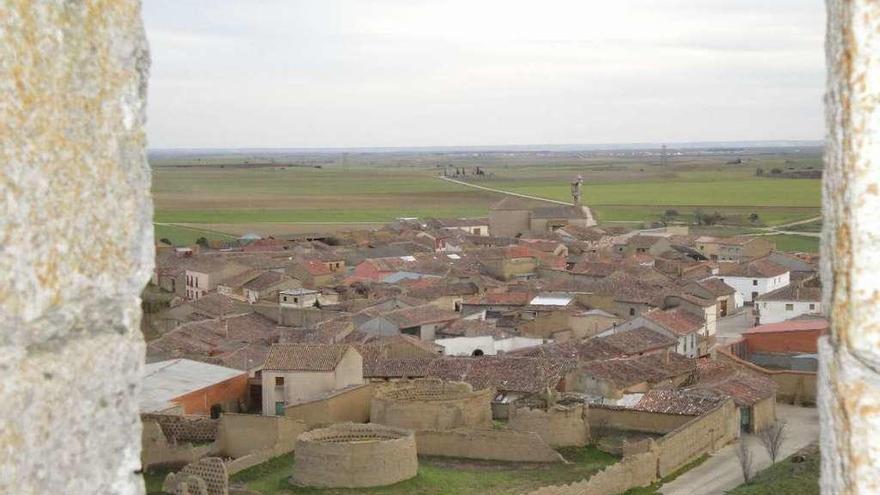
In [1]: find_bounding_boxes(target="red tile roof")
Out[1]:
[644,308,705,336]
[262,343,354,371]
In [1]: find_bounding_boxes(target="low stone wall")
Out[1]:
[717,343,817,404]
[588,405,693,435]
[371,379,493,431]
[654,399,738,477]
[143,414,219,444]
[415,428,564,463]
[283,384,373,427]
[509,404,589,447]
[141,420,218,469]
[293,423,418,488]
[528,451,659,495]
[217,413,306,459]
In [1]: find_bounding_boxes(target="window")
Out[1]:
[785,304,794,311]
[275,376,284,386]
[473,228,481,235]
[629,308,636,316]
[810,303,816,310]
[293,297,299,304]
[752,279,758,286]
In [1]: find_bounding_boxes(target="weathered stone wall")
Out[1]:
[527,451,659,495]
[750,395,777,434]
[821,0,880,492]
[654,399,738,477]
[415,428,564,463]
[217,413,306,459]
[588,405,694,434]
[293,423,418,488]
[141,419,219,469]
[0,1,152,493]
[283,383,373,427]
[716,345,817,404]
[143,414,219,444]
[163,457,228,495]
[371,380,493,430]
[509,404,589,447]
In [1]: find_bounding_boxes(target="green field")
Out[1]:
[726,446,819,495]
[150,148,822,249]
[143,448,617,495]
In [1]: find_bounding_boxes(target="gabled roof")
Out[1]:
[755,284,822,302]
[634,389,726,416]
[718,259,789,278]
[378,304,460,328]
[601,327,678,355]
[643,308,705,336]
[242,271,290,291]
[689,359,777,407]
[262,343,355,371]
[743,318,828,335]
[697,278,737,297]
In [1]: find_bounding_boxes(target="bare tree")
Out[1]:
[737,438,754,484]
[758,420,787,464]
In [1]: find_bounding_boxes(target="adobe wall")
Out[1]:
[509,404,589,447]
[163,457,228,495]
[371,380,493,430]
[217,413,307,459]
[717,345,816,404]
[588,405,693,435]
[527,451,659,495]
[293,424,418,488]
[283,383,373,427]
[750,395,777,434]
[654,399,738,477]
[141,420,218,469]
[415,429,564,463]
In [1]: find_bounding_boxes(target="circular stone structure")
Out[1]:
[292,423,418,488]
[370,379,494,430]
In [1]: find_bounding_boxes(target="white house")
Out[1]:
[714,259,790,304]
[611,307,706,358]
[756,285,823,324]
[435,335,544,356]
[279,288,320,308]
[261,343,363,416]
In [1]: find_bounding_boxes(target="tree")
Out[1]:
[737,438,754,483]
[770,167,783,174]
[755,167,764,176]
[758,420,787,464]
[195,237,209,248]
[159,237,172,245]
[749,213,760,224]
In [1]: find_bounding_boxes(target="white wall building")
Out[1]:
[714,259,790,304]
[756,285,823,324]
[435,335,545,356]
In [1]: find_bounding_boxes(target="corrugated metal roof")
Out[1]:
[140,359,245,413]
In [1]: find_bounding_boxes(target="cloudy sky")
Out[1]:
[143,0,825,149]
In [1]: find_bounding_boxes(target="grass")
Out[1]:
[765,234,820,253]
[228,447,617,495]
[726,446,819,495]
[150,150,822,238]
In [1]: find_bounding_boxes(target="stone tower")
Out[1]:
[570,175,583,205]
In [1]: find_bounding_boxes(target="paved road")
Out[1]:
[659,404,819,495]
[715,308,756,346]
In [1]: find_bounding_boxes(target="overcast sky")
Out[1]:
[143,0,825,149]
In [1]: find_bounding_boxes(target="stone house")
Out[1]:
[184,258,251,301]
[287,260,336,288]
[260,344,363,416]
[279,288,320,308]
[613,307,706,358]
[695,236,773,262]
[358,304,460,341]
[689,360,777,433]
[755,285,823,324]
[488,192,595,238]
[241,271,301,304]
[613,235,673,257]
[686,278,740,317]
[714,259,790,304]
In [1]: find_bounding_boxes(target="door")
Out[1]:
[719,299,728,317]
[275,401,285,416]
[740,407,752,433]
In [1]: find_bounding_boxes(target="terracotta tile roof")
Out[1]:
[718,259,789,278]
[634,389,726,415]
[362,357,437,379]
[743,318,829,335]
[697,278,737,296]
[425,356,578,394]
[242,271,289,291]
[440,319,501,337]
[600,327,678,354]
[755,285,822,302]
[298,260,333,276]
[532,205,590,220]
[570,261,618,277]
[379,304,460,328]
[579,353,696,387]
[690,359,777,406]
[405,281,480,300]
[643,308,705,336]
[262,343,354,371]
[462,291,533,306]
